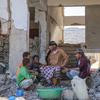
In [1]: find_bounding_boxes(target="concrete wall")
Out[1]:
[85,5,100,67]
[9,26,29,74]
[64,16,85,26]
[9,0,29,74]
[48,7,64,43]
[28,0,49,64]
[33,1,48,64]
[0,0,9,20]
[0,0,10,35]
[47,0,100,6]
[86,5,100,50]
[10,0,29,30]
[0,0,49,73]
[0,0,29,74]
[28,0,47,11]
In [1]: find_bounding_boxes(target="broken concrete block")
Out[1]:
[89,89,95,94]
[62,89,74,100]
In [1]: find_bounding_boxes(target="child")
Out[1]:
[29,55,41,82]
[16,52,30,76]
[17,58,35,90]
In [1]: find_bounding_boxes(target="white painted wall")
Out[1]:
[0,0,9,20]
[9,27,29,74]
[10,0,28,30]
[9,0,29,74]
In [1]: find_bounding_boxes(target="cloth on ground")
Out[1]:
[40,66,61,80]
[20,79,33,89]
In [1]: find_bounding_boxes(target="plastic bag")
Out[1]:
[71,76,89,100]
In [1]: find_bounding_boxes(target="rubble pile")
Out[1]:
[0,74,72,100]
[0,69,100,100]
[0,74,17,97]
[0,74,39,100]
[89,69,100,100]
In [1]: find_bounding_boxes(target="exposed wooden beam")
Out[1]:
[64,16,85,26]
[47,0,100,6]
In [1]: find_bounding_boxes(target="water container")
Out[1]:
[16,89,24,97]
[71,76,89,100]
[9,96,16,100]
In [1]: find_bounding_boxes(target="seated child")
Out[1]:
[16,52,30,76]
[29,55,42,82]
[17,58,35,90]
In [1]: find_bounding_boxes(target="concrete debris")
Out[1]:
[0,74,39,100]
[0,69,100,100]
[0,74,17,97]
[62,88,75,100]
[0,63,6,74]
[88,69,100,100]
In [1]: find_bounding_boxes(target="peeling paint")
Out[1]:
[10,0,28,30]
[0,19,9,35]
[0,0,9,20]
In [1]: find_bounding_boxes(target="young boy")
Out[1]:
[29,55,41,82]
[17,58,35,90]
[16,52,30,76]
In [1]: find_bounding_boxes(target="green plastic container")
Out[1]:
[37,88,63,99]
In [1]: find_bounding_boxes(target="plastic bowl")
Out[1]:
[37,88,63,99]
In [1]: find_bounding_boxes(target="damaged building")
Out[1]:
[0,0,100,99]
[0,0,100,74]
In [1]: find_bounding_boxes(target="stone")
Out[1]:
[96,86,100,92]
[89,89,95,94]
[95,92,100,99]
[62,89,74,100]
